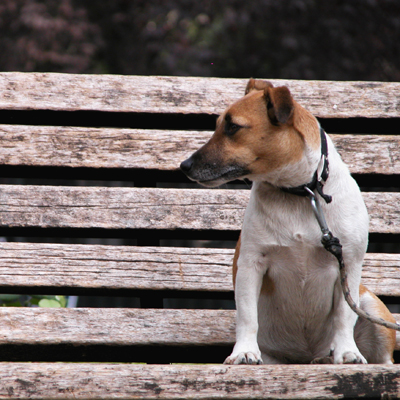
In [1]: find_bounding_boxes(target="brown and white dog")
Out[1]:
[180,79,396,364]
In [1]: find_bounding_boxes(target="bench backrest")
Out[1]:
[0,74,399,397]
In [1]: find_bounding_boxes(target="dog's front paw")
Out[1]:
[224,351,263,365]
[330,338,367,364]
[341,351,367,364]
[332,349,367,364]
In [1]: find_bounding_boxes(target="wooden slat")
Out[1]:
[0,242,233,293]
[0,185,399,234]
[0,185,247,231]
[0,308,399,349]
[362,253,400,297]
[1,72,400,117]
[1,363,399,400]
[0,125,399,175]
[0,125,198,171]
[332,134,400,175]
[0,242,399,297]
[0,308,235,346]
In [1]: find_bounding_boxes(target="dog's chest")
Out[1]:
[256,239,340,360]
[242,192,340,313]
[242,183,323,249]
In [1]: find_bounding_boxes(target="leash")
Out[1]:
[306,186,400,332]
[282,127,400,332]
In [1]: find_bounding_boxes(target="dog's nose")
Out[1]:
[180,157,193,174]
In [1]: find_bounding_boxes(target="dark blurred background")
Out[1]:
[1,0,399,81]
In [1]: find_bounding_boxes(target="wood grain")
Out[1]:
[0,308,235,346]
[0,242,233,292]
[0,185,398,233]
[0,124,399,174]
[0,362,399,399]
[1,72,400,117]
[0,242,399,297]
[0,307,399,349]
[332,134,400,175]
[362,253,400,297]
[0,73,399,400]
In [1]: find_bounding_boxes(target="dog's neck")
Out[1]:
[255,142,321,190]
[279,127,332,203]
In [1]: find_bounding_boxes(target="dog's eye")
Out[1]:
[225,122,241,137]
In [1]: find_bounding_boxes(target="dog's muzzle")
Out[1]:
[180,153,249,187]
[180,156,194,175]
[180,153,219,185]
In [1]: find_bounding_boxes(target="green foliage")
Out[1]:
[0,294,67,308]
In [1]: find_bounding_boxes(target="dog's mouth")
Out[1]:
[182,163,249,187]
[180,152,251,187]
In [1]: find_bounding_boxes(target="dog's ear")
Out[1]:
[264,86,294,125]
[245,78,273,95]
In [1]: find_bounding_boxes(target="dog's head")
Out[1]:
[180,79,320,187]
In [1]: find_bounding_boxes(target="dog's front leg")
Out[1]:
[224,253,265,365]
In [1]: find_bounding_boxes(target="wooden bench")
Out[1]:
[0,72,399,399]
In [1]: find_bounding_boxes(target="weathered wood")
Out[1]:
[0,242,233,292]
[0,125,202,171]
[0,72,398,400]
[362,253,400,297]
[0,242,399,297]
[0,124,399,175]
[1,72,400,117]
[0,307,399,349]
[0,308,235,346]
[0,185,247,231]
[332,134,400,175]
[0,363,399,399]
[0,185,398,233]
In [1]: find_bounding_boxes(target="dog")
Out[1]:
[180,79,396,364]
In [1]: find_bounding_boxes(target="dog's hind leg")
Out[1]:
[354,285,396,364]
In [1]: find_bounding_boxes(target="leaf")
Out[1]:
[38,299,62,308]
[56,296,67,308]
